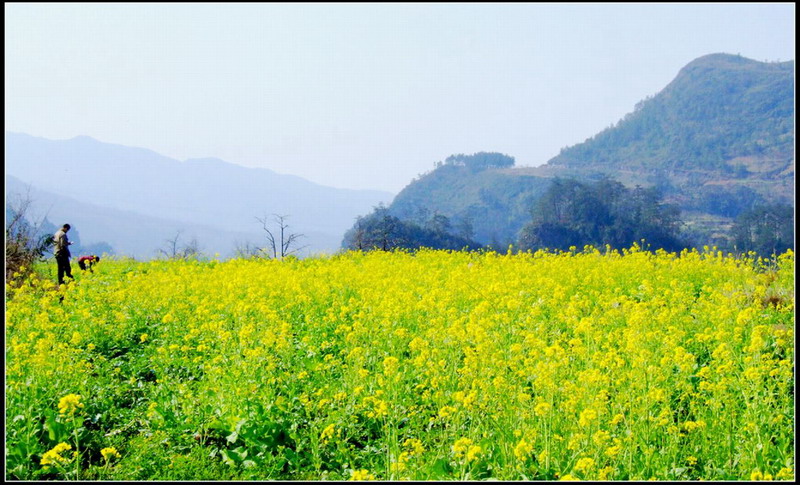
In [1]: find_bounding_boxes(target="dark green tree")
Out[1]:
[731,204,794,256]
[342,206,481,252]
[518,178,686,252]
[425,213,452,235]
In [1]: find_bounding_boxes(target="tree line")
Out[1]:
[342,205,481,252]
[517,177,685,252]
[342,177,794,257]
[6,176,793,286]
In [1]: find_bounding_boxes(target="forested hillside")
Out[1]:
[378,53,794,251]
[550,54,793,174]
[389,153,551,246]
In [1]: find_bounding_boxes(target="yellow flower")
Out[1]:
[382,356,400,377]
[567,433,586,451]
[538,450,549,464]
[574,457,595,473]
[320,424,336,443]
[403,438,425,456]
[514,438,534,461]
[100,447,121,461]
[6,247,794,480]
[438,405,457,419]
[578,408,598,428]
[598,466,614,480]
[40,442,72,466]
[350,469,375,481]
[390,452,409,473]
[535,401,552,416]
[146,401,158,417]
[58,393,84,416]
[605,444,622,458]
[466,445,482,462]
[452,437,473,459]
[592,430,610,446]
[682,420,707,433]
[70,332,82,345]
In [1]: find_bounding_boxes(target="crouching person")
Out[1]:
[78,255,100,272]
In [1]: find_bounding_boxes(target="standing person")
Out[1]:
[53,223,73,285]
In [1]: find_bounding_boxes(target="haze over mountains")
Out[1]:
[5,132,393,258]
[6,53,794,258]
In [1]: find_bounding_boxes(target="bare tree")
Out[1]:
[255,214,307,260]
[233,240,261,259]
[158,231,202,260]
[181,236,202,259]
[158,231,182,259]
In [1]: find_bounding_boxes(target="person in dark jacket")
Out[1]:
[53,224,73,285]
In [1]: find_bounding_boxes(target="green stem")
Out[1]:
[73,416,80,481]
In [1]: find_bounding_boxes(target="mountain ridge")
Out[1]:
[6,174,274,259]
[5,132,393,257]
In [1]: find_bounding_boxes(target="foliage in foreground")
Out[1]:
[5,194,56,283]
[5,247,795,480]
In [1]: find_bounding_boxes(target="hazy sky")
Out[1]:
[5,3,795,193]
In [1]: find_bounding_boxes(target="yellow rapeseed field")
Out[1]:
[5,246,795,480]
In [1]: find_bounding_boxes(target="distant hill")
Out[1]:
[7,175,288,259]
[5,132,394,257]
[389,156,551,245]
[387,53,795,247]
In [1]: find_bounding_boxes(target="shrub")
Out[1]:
[5,191,54,283]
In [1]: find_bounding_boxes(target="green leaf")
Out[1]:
[670,467,687,477]
[231,447,248,461]
[207,419,227,431]
[283,448,298,466]
[44,413,67,443]
[219,449,235,467]
[432,457,453,478]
